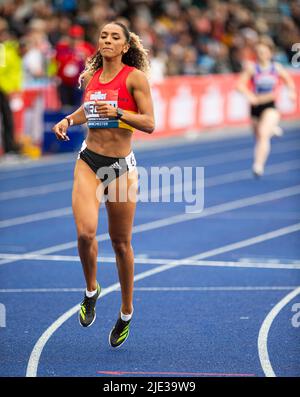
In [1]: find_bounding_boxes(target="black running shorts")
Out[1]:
[77,141,136,184]
[250,101,276,119]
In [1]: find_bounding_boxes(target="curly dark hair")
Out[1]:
[79,21,150,87]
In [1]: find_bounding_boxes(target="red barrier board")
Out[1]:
[10,84,60,137]
[8,73,300,146]
[134,72,300,141]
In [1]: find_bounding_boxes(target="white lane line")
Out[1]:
[134,286,298,291]
[1,131,298,177]
[258,286,300,377]
[0,288,84,293]
[1,156,300,227]
[130,186,300,233]
[1,184,300,266]
[0,133,249,179]
[181,222,300,263]
[205,160,300,187]
[187,260,300,270]
[1,133,299,197]
[167,141,300,168]
[0,253,299,270]
[1,140,299,201]
[26,221,300,377]
[152,159,300,203]
[0,155,75,177]
[0,181,73,201]
[25,262,179,377]
[0,207,73,228]
[0,286,297,293]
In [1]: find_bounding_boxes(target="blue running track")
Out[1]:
[0,128,299,377]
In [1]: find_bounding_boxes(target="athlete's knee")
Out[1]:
[111,239,132,257]
[77,228,97,245]
[256,125,270,141]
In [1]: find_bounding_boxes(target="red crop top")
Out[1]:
[83,65,138,132]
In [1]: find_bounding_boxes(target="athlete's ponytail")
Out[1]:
[79,21,150,88]
[122,30,150,75]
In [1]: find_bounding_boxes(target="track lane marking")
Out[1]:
[1,140,300,200]
[1,130,298,178]
[26,221,300,377]
[1,184,300,268]
[258,286,300,377]
[1,161,300,228]
[0,286,297,293]
[0,253,299,269]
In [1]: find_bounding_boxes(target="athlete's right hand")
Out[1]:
[52,119,70,141]
[248,93,258,106]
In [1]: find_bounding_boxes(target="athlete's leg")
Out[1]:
[253,108,280,174]
[72,159,102,291]
[252,117,259,137]
[105,169,138,315]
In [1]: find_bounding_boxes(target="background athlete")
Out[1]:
[237,36,296,177]
[52,21,154,348]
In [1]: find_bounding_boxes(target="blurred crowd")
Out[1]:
[0,0,300,156]
[1,0,300,98]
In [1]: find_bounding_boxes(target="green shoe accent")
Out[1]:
[109,315,132,348]
[120,325,129,337]
[80,307,86,320]
[116,331,129,344]
[78,282,101,328]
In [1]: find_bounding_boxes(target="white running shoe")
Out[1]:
[252,163,264,178]
[272,126,283,137]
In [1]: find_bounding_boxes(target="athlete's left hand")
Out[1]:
[95,102,118,118]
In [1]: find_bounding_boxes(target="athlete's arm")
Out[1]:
[52,72,94,141]
[95,69,155,133]
[66,105,87,125]
[236,62,258,105]
[276,63,297,101]
[52,105,87,141]
[52,72,93,141]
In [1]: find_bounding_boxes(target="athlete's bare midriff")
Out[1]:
[85,127,133,157]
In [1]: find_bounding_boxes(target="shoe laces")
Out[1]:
[114,317,129,334]
[81,295,94,312]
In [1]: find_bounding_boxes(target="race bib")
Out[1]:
[84,89,119,128]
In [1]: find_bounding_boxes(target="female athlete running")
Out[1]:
[237,36,296,177]
[52,21,154,348]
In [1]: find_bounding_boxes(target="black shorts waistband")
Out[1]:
[77,142,136,184]
[250,101,276,118]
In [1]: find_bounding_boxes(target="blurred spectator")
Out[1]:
[0,18,22,155]
[20,35,47,88]
[275,16,300,62]
[291,0,300,26]
[52,0,77,13]
[1,0,299,159]
[182,47,200,75]
[149,47,167,84]
[239,28,259,62]
[69,24,95,60]
[211,43,232,74]
[55,24,94,108]
[166,43,185,76]
[0,0,299,91]
[46,15,61,47]
[27,18,54,79]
